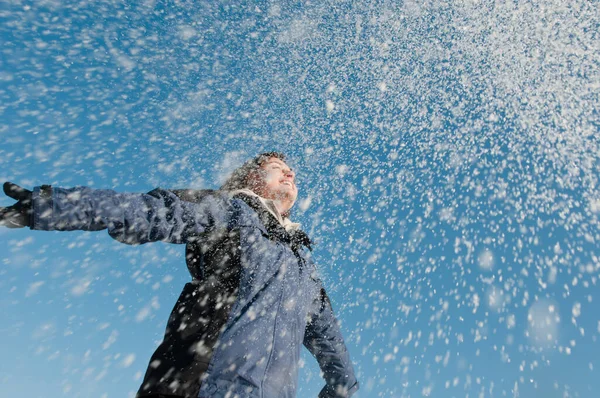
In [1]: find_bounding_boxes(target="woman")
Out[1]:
[0,152,358,398]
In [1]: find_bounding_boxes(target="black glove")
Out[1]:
[0,182,33,228]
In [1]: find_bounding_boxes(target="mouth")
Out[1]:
[281,181,293,187]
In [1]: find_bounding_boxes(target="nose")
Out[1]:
[283,169,295,181]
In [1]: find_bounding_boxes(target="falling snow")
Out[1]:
[1,0,599,397]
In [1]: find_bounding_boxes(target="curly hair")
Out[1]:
[219,152,287,192]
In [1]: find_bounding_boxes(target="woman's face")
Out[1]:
[250,157,298,213]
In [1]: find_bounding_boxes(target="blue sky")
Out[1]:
[1,1,599,397]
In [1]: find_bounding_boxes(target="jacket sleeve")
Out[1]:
[30,186,229,245]
[304,280,359,398]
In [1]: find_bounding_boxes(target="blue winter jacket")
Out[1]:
[31,186,358,398]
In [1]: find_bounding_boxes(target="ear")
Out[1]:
[245,169,265,193]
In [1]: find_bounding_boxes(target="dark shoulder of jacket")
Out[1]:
[146,188,226,203]
[168,189,220,203]
[144,189,230,222]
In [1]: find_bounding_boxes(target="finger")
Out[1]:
[0,207,26,229]
[3,182,31,201]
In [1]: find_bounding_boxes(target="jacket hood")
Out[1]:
[229,189,301,232]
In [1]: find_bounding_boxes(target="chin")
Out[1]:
[274,188,294,198]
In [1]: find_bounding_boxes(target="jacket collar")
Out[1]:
[230,190,312,252]
[229,189,301,232]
